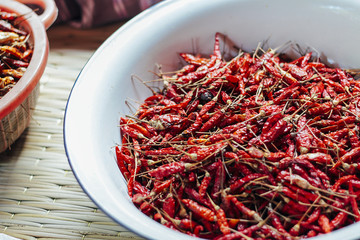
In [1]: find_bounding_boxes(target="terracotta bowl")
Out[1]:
[0,0,57,152]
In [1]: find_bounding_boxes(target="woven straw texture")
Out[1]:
[0,83,39,153]
[0,23,144,240]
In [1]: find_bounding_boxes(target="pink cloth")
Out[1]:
[54,0,162,28]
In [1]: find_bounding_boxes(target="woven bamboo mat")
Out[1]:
[0,23,144,240]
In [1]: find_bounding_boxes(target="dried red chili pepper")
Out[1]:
[0,10,32,97]
[182,199,216,222]
[116,33,360,239]
[148,162,190,179]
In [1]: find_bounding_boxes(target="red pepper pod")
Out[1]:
[148,162,187,179]
[181,199,216,222]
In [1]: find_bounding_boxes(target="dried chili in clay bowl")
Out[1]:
[65,0,360,239]
[0,0,57,152]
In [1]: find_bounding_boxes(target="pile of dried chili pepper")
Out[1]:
[0,9,33,97]
[116,33,360,239]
